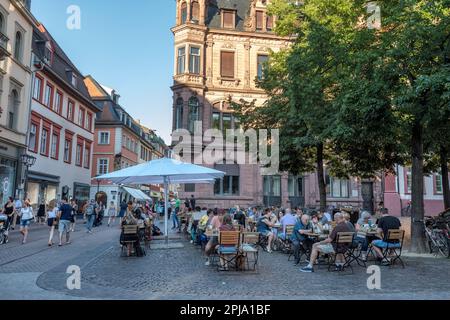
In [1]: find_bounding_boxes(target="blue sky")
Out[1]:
[31,0,176,144]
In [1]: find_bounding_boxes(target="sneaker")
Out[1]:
[381,259,391,266]
[190,240,194,244]
[300,266,314,273]
[266,246,272,253]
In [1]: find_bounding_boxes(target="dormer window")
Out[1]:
[256,11,264,31]
[222,10,235,29]
[191,1,199,24]
[71,73,77,87]
[44,41,53,65]
[180,1,187,24]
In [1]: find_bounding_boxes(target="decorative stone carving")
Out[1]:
[222,42,235,49]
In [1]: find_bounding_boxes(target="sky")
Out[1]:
[31,0,176,144]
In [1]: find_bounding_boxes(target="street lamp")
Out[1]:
[20,154,36,199]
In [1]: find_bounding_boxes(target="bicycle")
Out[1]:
[0,215,10,245]
[424,217,449,257]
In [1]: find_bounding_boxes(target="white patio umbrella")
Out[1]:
[97,158,225,243]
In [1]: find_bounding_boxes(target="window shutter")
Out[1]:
[256,11,263,30]
[266,15,273,30]
[223,11,234,29]
[221,51,234,78]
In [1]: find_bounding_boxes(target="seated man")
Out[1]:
[256,208,275,253]
[300,212,352,273]
[278,208,297,240]
[371,208,402,265]
[291,214,313,265]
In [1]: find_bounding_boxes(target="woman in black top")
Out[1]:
[3,197,15,231]
[37,201,46,225]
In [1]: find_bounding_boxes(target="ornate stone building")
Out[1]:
[171,0,384,211]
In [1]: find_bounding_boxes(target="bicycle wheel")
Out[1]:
[433,231,447,257]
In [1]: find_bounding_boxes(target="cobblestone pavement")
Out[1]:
[2,219,450,300]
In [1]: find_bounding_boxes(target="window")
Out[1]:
[181,1,187,24]
[266,15,274,31]
[99,132,110,145]
[214,176,240,195]
[0,13,4,34]
[257,55,269,80]
[14,31,22,61]
[177,47,186,75]
[185,184,195,193]
[44,83,53,107]
[40,129,49,155]
[54,91,63,114]
[288,176,303,197]
[50,133,59,159]
[98,159,109,175]
[256,11,264,31]
[212,112,220,130]
[222,10,235,29]
[71,74,77,87]
[29,123,37,152]
[7,89,19,130]
[67,100,74,121]
[75,143,82,166]
[33,76,42,101]
[435,174,443,194]
[330,177,349,198]
[86,113,92,131]
[191,1,199,23]
[84,145,90,169]
[189,47,200,74]
[175,98,184,129]
[406,171,412,193]
[263,176,281,197]
[64,139,72,163]
[188,97,199,132]
[77,108,85,127]
[222,113,232,132]
[221,51,235,78]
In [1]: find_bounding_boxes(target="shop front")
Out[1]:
[0,156,18,206]
[73,182,90,210]
[26,171,60,207]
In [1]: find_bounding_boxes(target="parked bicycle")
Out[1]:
[0,214,9,244]
[424,216,450,258]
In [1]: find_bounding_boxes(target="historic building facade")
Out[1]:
[26,23,99,208]
[171,0,386,211]
[0,0,35,205]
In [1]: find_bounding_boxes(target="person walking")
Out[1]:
[189,195,196,212]
[85,200,97,233]
[19,200,34,244]
[57,198,72,247]
[46,203,58,246]
[12,197,22,230]
[36,200,46,225]
[70,199,78,232]
[107,201,117,227]
[171,197,180,230]
[118,199,127,225]
[3,197,15,236]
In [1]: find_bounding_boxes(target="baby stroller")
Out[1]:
[0,214,9,245]
[94,211,104,227]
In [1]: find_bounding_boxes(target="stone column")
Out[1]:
[244,42,251,89]
[205,39,214,86]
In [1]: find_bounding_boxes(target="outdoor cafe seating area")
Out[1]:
[181,207,406,273]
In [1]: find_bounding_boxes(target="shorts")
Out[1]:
[59,220,71,233]
[317,243,335,254]
[20,219,32,228]
[372,240,401,249]
[47,218,56,227]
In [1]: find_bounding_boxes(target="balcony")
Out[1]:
[0,31,10,61]
[173,73,205,86]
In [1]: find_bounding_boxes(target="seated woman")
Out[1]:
[121,201,140,256]
[355,211,374,261]
[311,214,324,235]
[218,214,236,270]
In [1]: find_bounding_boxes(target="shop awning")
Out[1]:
[123,187,152,201]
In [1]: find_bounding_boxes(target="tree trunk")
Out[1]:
[410,122,427,253]
[316,143,327,212]
[440,146,450,210]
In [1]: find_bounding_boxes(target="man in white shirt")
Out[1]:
[279,208,297,240]
[12,198,23,230]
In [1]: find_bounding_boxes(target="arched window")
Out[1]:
[7,89,19,130]
[191,1,199,23]
[188,97,199,132]
[175,98,184,130]
[14,31,22,60]
[180,1,188,24]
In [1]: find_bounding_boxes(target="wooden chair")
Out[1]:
[241,232,260,271]
[121,225,139,257]
[327,232,355,274]
[217,231,241,271]
[379,229,405,268]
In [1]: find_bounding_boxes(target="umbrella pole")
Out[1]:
[164,176,169,245]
